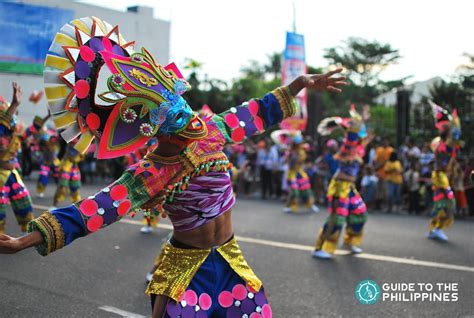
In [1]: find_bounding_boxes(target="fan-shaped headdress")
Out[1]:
[270,129,302,146]
[44,17,207,159]
[429,101,462,153]
[317,104,366,137]
[430,101,453,130]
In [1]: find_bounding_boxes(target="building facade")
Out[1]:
[0,0,170,126]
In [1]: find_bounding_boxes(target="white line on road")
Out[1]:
[32,204,52,210]
[32,204,474,273]
[119,219,474,273]
[98,306,147,318]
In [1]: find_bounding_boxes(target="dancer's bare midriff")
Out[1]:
[172,210,234,249]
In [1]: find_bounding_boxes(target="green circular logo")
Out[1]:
[355,279,381,304]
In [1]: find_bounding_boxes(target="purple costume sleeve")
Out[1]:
[27,168,151,256]
[211,86,297,144]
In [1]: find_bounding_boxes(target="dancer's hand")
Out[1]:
[10,82,22,108]
[0,231,44,254]
[0,234,23,254]
[288,68,347,96]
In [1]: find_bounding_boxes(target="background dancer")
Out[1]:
[428,102,462,242]
[52,143,84,207]
[284,135,320,213]
[313,105,372,259]
[36,133,60,198]
[0,83,34,235]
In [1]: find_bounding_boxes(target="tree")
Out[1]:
[457,53,474,93]
[183,58,206,109]
[457,53,474,73]
[429,81,468,107]
[183,53,284,113]
[323,37,403,104]
[324,37,401,87]
[264,52,282,81]
[229,54,283,105]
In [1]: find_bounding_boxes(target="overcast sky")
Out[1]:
[79,0,473,84]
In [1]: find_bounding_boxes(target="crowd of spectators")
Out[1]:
[19,132,474,218]
[221,135,474,217]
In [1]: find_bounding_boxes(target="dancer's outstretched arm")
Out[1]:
[211,68,346,143]
[23,111,51,138]
[0,163,159,255]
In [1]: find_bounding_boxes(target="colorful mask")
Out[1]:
[44,17,207,159]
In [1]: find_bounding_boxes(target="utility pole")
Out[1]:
[292,2,297,33]
[396,88,411,146]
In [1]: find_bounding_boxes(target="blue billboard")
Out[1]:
[283,32,305,61]
[282,31,307,130]
[0,2,73,74]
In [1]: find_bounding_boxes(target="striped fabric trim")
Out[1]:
[27,212,65,256]
[272,86,297,118]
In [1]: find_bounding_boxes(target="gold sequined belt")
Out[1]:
[145,237,262,301]
[168,234,234,249]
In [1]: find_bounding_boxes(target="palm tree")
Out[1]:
[264,52,282,81]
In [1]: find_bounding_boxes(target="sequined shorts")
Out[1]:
[148,237,272,318]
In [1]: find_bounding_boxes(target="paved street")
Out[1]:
[1,179,473,317]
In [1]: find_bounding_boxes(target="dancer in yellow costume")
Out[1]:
[313,105,372,259]
[53,144,84,206]
[427,102,462,241]
[0,83,34,234]
[284,135,319,213]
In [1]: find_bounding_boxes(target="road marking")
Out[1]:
[32,204,474,273]
[98,306,146,318]
[120,219,474,273]
[33,204,51,210]
[353,253,474,272]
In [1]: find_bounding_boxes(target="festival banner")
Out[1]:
[0,2,74,74]
[281,31,307,131]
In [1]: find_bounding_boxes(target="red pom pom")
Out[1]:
[117,200,131,216]
[254,116,264,132]
[231,127,245,142]
[224,113,239,128]
[74,80,90,99]
[218,291,233,308]
[87,215,104,232]
[184,290,198,306]
[262,304,272,318]
[198,293,212,310]
[248,100,259,116]
[80,199,98,216]
[110,184,128,201]
[102,37,113,51]
[79,45,95,62]
[86,113,101,130]
[232,284,247,300]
